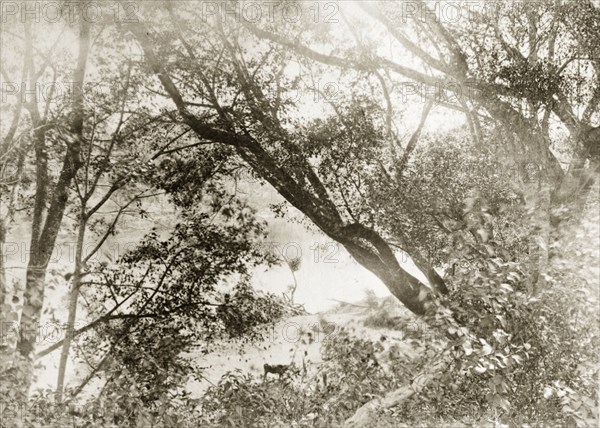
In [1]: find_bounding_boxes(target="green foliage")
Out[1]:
[362,289,381,311]
[361,290,416,332]
[0,384,204,428]
[78,211,286,409]
[2,3,597,426]
[201,370,310,427]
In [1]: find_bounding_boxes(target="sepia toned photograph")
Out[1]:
[0,1,598,426]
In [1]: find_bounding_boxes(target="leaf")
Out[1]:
[462,341,474,356]
[482,343,493,355]
[477,228,489,243]
[495,315,506,328]
[491,394,510,411]
[22,305,36,316]
[535,235,547,251]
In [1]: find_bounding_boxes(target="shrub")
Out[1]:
[200,330,411,427]
[395,208,599,427]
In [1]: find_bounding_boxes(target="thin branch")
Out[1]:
[397,101,434,173]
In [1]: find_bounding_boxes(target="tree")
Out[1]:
[33,157,286,425]
[1,6,288,406]
[116,4,598,421]
[122,0,598,314]
[54,87,159,402]
[240,0,599,287]
[0,14,92,400]
[125,4,449,321]
[1,2,596,424]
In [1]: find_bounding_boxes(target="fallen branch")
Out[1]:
[329,298,370,309]
[344,348,454,427]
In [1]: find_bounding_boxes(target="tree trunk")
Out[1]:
[15,16,90,398]
[0,219,5,311]
[55,208,86,402]
[552,126,600,221]
[0,218,7,331]
[0,218,17,370]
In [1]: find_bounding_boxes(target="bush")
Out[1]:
[363,308,405,330]
[394,208,600,427]
[200,330,411,427]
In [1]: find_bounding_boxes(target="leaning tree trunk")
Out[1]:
[129,23,447,318]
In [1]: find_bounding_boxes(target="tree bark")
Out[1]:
[53,16,92,400]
